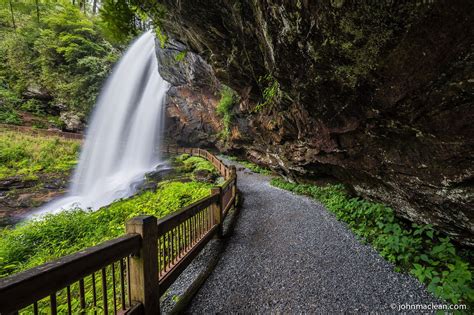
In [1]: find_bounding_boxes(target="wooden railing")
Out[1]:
[0,147,237,315]
[0,123,84,140]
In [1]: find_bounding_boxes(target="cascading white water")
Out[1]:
[34,31,170,215]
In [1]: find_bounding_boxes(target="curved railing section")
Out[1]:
[0,147,238,315]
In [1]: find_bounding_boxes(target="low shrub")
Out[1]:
[239,160,272,175]
[0,108,22,125]
[175,154,218,177]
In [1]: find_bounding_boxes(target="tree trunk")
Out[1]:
[35,0,40,23]
[93,0,98,14]
[8,0,15,29]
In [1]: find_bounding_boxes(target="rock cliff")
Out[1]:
[151,0,474,245]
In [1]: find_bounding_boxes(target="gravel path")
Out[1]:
[187,161,439,313]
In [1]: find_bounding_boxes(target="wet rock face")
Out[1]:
[0,173,70,227]
[153,1,474,244]
[165,86,222,147]
[155,38,223,147]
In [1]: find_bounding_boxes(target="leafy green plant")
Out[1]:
[270,178,474,306]
[47,115,66,129]
[0,109,22,125]
[0,87,20,108]
[155,25,168,48]
[216,86,237,138]
[174,50,187,62]
[31,119,48,129]
[239,161,271,175]
[253,74,281,113]
[19,99,46,115]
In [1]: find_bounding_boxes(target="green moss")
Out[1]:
[270,178,474,306]
[320,3,425,89]
[184,156,215,173]
[174,154,219,180]
[0,181,212,277]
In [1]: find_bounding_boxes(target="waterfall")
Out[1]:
[34,31,170,215]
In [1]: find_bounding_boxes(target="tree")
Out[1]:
[8,0,15,29]
[0,2,119,118]
[99,0,139,43]
[35,0,40,23]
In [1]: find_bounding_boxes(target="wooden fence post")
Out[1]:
[211,187,223,238]
[126,216,160,314]
[230,166,237,205]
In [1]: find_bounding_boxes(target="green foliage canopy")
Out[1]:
[0,2,119,121]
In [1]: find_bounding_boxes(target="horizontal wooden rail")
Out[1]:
[0,146,238,314]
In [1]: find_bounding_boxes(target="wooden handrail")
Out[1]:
[0,123,84,140]
[156,192,220,236]
[0,234,141,314]
[0,146,238,314]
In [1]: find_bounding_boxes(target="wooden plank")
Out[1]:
[211,187,223,238]
[221,176,235,191]
[0,124,83,140]
[223,195,236,217]
[159,225,218,293]
[119,302,144,315]
[0,235,141,314]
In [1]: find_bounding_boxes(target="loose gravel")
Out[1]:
[186,160,439,313]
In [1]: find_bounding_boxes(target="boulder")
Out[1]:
[60,111,84,132]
